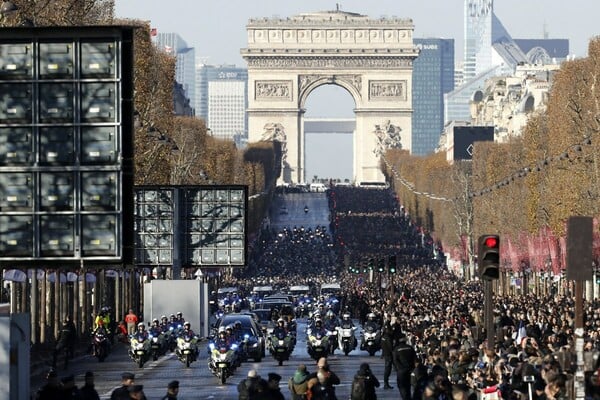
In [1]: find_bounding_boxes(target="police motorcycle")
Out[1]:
[165,314,183,352]
[360,313,382,356]
[129,323,151,368]
[208,328,238,384]
[323,311,340,355]
[306,319,330,361]
[148,319,166,361]
[175,322,199,367]
[268,319,294,366]
[337,313,358,356]
[92,325,110,362]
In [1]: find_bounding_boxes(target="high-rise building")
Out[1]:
[448,0,533,123]
[412,38,455,156]
[154,32,196,115]
[196,65,248,140]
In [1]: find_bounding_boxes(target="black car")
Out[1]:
[213,313,265,361]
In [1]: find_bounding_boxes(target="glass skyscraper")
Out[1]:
[154,32,196,114]
[412,38,455,156]
[196,65,248,140]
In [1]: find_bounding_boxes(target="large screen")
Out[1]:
[0,27,134,266]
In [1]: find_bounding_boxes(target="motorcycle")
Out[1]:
[129,335,151,368]
[175,333,198,367]
[307,330,329,361]
[337,326,357,356]
[208,342,238,384]
[148,330,166,361]
[92,330,109,362]
[326,329,338,355]
[269,332,293,366]
[360,325,381,356]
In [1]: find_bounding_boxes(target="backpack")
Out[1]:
[350,376,366,400]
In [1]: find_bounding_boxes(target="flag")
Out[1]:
[150,28,157,36]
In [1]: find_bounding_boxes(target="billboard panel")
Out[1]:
[134,186,247,267]
[0,27,134,266]
[453,126,494,160]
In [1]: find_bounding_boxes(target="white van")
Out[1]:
[309,183,327,192]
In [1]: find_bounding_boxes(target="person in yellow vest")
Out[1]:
[94,307,111,332]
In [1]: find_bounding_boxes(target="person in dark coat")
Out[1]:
[265,373,285,400]
[381,316,400,389]
[160,380,179,400]
[35,369,64,400]
[238,369,261,400]
[392,333,417,400]
[61,375,82,399]
[80,371,100,400]
[52,315,77,369]
[351,362,380,399]
[111,372,135,400]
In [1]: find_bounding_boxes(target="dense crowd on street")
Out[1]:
[36,185,600,399]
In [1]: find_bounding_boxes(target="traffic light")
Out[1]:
[377,258,385,273]
[478,235,500,280]
[388,255,397,274]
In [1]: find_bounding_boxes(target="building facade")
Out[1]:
[195,65,248,140]
[412,38,455,156]
[154,32,196,115]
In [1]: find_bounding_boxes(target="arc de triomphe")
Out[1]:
[242,10,418,184]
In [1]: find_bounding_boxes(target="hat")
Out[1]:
[122,372,135,380]
[84,371,94,378]
[247,369,258,378]
[168,380,179,389]
[359,362,370,374]
[268,372,282,382]
[128,385,144,393]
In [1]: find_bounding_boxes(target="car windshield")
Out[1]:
[253,310,272,321]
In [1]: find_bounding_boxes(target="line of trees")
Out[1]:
[383,38,600,270]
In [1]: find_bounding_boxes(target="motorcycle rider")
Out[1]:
[134,322,148,339]
[339,312,357,350]
[363,313,380,331]
[91,321,110,357]
[160,315,169,331]
[232,320,244,341]
[272,318,288,338]
[175,312,185,324]
[323,311,339,354]
[180,321,195,338]
[312,319,327,337]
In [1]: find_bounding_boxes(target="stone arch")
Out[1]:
[242,10,418,184]
[298,75,361,110]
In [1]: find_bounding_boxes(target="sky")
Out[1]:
[115,0,598,66]
[114,0,599,181]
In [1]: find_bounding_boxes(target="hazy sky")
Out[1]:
[115,0,598,66]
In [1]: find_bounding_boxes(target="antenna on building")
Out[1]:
[543,20,548,39]
[336,3,340,11]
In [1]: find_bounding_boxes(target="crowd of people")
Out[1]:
[35,185,600,399]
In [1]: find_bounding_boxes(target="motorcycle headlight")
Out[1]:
[252,343,258,348]
[152,337,158,343]
[244,334,250,340]
[231,344,238,350]
[148,334,153,339]
[134,343,144,350]
[209,343,215,350]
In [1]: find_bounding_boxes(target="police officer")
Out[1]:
[392,333,417,400]
[380,316,396,390]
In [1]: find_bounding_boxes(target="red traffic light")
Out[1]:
[484,236,498,248]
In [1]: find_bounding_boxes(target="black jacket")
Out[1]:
[392,341,417,374]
